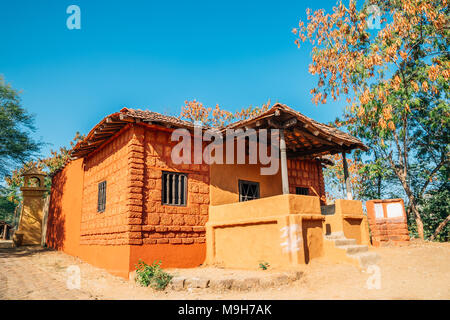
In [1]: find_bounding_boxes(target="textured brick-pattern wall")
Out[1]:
[141,127,210,246]
[287,159,326,203]
[126,126,146,245]
[366,199,410,247]
[79,124,210,247]
[80,126,135,245]
[369,218,410,247]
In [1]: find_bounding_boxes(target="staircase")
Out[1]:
[0,240,14,249]
[323,232,379,268]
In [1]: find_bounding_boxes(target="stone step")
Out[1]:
[353,252,380,268]
[337,244,369,254]
[0,240,14,249]
[334,238,357,246]
[324,232,345,240]
[168,271,304,291]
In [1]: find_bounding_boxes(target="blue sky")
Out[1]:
[0,0,346,157]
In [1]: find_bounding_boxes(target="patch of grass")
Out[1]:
[135,259,173,290]
[259,261,270,270]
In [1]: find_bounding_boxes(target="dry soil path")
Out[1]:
[0,247,93,299]
[0,240,449,300]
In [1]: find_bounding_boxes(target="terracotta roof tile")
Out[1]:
[71,103,368,159]
[120,108,198,129]
[225,103,367,150]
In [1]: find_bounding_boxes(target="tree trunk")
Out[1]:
[377,175,381,199]
[393,166,424,239]
[409,200,424,239]
[374,152,381,199]
[430,214,450,241]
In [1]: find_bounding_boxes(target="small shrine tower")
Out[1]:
[14,168,47,245]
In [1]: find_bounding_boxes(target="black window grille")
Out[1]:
[162,172,187,206]
[238,180,260,202]
[296,187,309,195]
[97,181,107,212]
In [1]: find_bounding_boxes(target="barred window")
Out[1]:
[296,187,309,196]
[162,172,187,206]
[97,181,107,212]
[238,180,260,202]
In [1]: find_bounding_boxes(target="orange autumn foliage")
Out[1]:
[180,99,271,127]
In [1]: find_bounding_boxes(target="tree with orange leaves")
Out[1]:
[3,132,85,206]
[180,99,271,127]
[294,0,449,239]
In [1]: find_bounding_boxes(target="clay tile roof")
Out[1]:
[120,108,198,129]
[71,103,368,159]
[71,107,201,159]
[224,103,368,155]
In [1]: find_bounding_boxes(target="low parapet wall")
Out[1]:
[366,199,410,246]
[323,199,370,245]
[205,194,325,269]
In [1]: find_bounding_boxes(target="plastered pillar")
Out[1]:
[14,168,47,245]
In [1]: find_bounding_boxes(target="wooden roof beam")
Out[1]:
[293,128,334,146]
[287,145,344,158]
[105,117,124,124]
[290,129,315,147]
[119,114,136,122]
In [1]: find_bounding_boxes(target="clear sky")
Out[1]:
[0,0,346,157]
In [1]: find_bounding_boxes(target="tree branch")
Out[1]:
[430,215,450,241]
[419,154,448,196]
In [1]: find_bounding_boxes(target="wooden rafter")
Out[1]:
[287,145,345,158]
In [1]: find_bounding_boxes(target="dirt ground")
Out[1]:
[1,239,449,300]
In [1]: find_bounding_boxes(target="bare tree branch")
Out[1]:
[430,215,450,241]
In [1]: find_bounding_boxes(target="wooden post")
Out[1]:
[342,152,353,200]
[2,224,7,240]
[41,195,50,247]
[280,129,289,195]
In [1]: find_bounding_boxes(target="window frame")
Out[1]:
[238,179,260,202]
[161,171,188,206]
[97,180,107,213]
[295,186,310,196]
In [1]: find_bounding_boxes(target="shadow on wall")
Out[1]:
[302,220,323,264]
[45,170,67,249]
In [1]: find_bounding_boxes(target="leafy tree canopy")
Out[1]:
[0,76,42,177]
[294,0,449,239]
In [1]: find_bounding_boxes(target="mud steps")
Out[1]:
[168,270,304,292]
[0,240,14,249]
[324,232,379,268]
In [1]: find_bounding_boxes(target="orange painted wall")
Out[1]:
[138,126,209,266]
[47,124,209,278]
[46,158,131,278]
[210,157,325,206]
[130,243,206,270]
[47,158,84,254]
[80,126,133,246]
[209,162,283,206]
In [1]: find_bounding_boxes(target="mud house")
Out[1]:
[47,103,376,278]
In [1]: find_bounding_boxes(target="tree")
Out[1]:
[0,188,16,223]
[3,132,85,216]
[0,76,41,177]
[323,152,366,200]
[293,0,449,239]
[40,131,85,176]
[415,183,449,241]
[180,99,271,127]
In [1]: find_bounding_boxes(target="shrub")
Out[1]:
[408,187,450,242]
[135,259,173,290]
[259,261,270,270]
